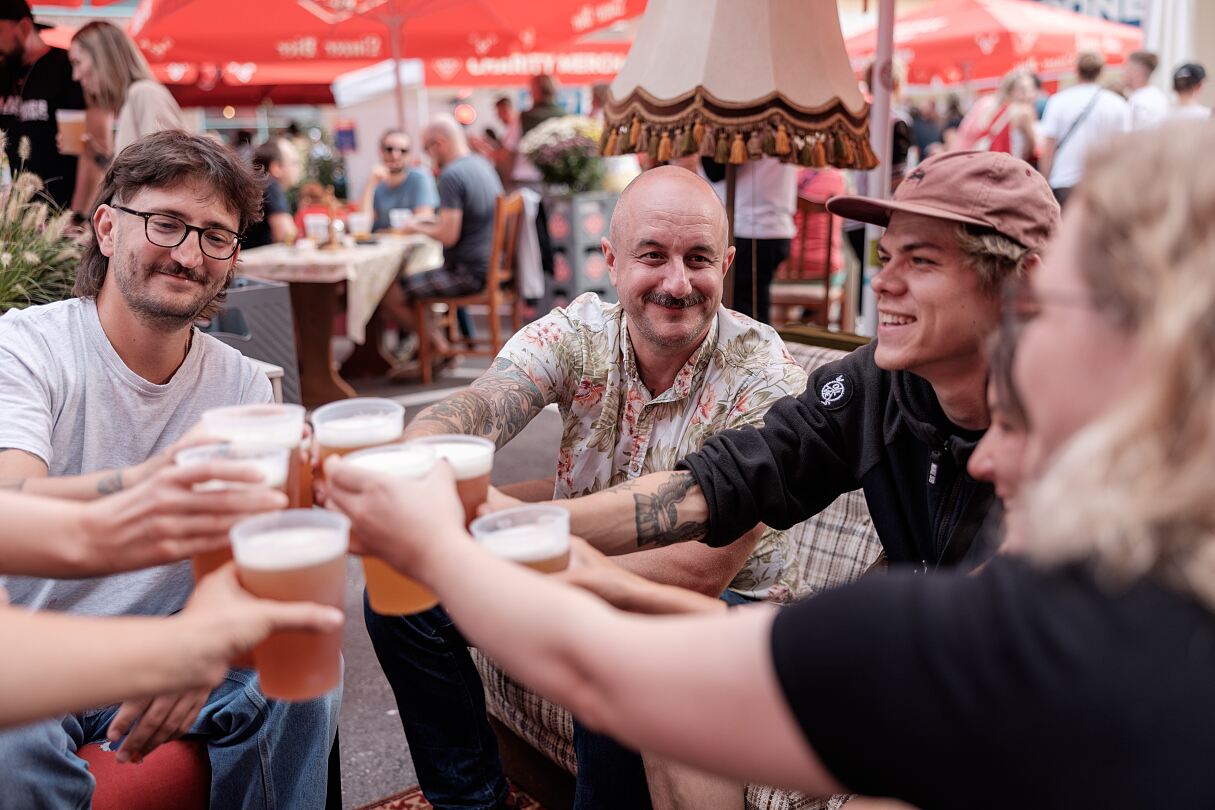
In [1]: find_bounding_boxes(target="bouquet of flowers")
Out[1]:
[518,115,605,193]
[0,131,82,313]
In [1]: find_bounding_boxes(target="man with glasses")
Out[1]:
[360,128,439,232]
[0,130,340,809]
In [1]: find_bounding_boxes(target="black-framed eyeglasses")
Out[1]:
[111,205,243,260]
[381,145,409,155]
[1001,278,1099,326]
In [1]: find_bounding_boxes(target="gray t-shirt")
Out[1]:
[438,153,504,279]
[0,297,272,617]
[372,169,440,232]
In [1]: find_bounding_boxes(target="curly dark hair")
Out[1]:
[73,130,266,319]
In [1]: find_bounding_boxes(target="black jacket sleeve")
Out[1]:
[678,345,884,547]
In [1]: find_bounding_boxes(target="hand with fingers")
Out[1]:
[106,563,343,763]
[324,454,466,574]
[78,460,288,574]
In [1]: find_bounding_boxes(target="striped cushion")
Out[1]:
[474,341,882,809]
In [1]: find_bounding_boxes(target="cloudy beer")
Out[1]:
[409,435,494,525]
[202,404,310,508]
[174,442,290,581]
[311,398,405,484]
[343,444,439,614]
[470,505,571,574]
[230,510,348,701]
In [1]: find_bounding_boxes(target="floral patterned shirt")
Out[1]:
[497,293,809,601]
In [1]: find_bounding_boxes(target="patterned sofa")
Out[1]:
[471,331,884,810]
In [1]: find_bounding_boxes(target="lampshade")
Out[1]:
[601,0,877,169]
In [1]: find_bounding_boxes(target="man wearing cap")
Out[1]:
[546,149,1060,575]
[0,0,89,211]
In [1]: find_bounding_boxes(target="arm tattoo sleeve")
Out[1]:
[412,358,547,448]
[633,472,707,547]
[96,470,124,496]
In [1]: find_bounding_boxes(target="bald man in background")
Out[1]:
[384,114,504,364]
[365,166,808,810]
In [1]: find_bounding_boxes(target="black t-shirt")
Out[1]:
[0,47,85,210]
[771,557,1215,809]
[243,178,289,249]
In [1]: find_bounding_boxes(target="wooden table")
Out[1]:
[237,237,443,406]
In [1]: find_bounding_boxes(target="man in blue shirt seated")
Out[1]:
[359,128,439,232]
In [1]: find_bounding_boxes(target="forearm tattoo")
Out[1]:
[632,472,707,547]
[96,470,124,496]
[413,358,546,448]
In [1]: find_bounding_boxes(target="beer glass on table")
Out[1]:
[174,442,290,582]
[469,505,571,574]
[201,404,311,508]
[311,398,405,487]
[230,509,348,701]
[407,435,494,525]
[340,443,440,615]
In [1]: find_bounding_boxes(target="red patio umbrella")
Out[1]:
[846,0,1143,90]
[130,0,645,123]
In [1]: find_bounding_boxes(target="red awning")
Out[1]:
[846,0,1143,89]
[129,0,645,65]
[424,41,630,87]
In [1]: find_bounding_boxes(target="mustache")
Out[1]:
[644,291,707,309]
[148,261,209,284]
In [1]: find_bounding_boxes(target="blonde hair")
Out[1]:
[1023,121,1215,608]
[71,21,155,114]
[954,224,1034,296]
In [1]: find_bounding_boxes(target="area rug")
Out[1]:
[354,785,546,810]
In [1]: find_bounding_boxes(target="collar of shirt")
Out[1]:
[619,313,720,406]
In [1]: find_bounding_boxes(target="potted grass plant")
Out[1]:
[0,132,81,313]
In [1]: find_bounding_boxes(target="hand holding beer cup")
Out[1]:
[325,449,465,577]
[78,460,287,574]
[106,562,343,763]
[177,562,345,687]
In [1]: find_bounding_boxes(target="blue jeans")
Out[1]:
[0,668,342,810]
[365,593,652,810]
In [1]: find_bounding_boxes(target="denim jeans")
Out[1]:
[0,667,342,810]
[365,593,652,810]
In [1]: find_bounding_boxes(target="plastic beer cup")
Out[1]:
[470,505,571,574]
[201,404,310,508]
[407,435,494,525]
[311,398,405,485]
[174,442,290,582]
[230,509,348,701]
[56,109,86,156]
[341,444,440,615]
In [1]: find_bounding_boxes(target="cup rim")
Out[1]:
[469,504,570,540]
[311,397,405,424]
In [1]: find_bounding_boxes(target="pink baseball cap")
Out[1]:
[826,150,1060,252]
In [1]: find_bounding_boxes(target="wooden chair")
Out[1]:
[770,196,834,328]
[413,192,525,385]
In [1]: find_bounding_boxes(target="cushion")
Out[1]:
[475,342,883,810]
[77,738,210,810]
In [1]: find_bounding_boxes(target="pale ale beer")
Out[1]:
[174,443,290,581]
[342,444,439,615]
[202,404,310,508]
[311,398,405,484]
[408,435,494,525]
[230,510,348,701]
[470,505,571,573]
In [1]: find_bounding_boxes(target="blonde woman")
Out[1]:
[68,21,183,164]
[329,121,1215,809]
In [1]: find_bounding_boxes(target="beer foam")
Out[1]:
[191,457,288,491]
[202,406,303,448]
[233,527,347,571]
[316,414,402,448]
[425,441,493,479]
[477,523,567,564]
[347,447,434,479]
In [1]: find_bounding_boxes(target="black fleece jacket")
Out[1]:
[678,343,1000,571]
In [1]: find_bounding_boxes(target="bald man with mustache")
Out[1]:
[365,166,808,810]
